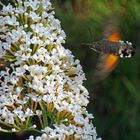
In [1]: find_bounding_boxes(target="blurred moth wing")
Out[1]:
[92,31,121,83]
[93,54,119,83]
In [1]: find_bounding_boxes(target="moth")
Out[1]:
[89,39,135,58]
[84,39,135,83]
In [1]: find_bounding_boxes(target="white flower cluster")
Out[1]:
[0,0,100,139]
[29,122,98,140]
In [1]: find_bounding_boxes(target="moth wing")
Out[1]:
[93,15,121,83]
[93,54,119,83]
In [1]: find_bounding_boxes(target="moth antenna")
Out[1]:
[81,43,93,46]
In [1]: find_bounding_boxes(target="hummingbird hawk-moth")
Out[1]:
[83,39,135,83]
[88,39,135,58]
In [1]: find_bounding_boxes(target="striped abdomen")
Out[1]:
[90,39,121,55]
[89,39,135,58]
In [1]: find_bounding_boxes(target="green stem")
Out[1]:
[39,102,48,127]
[13,122,20,130]
[25,116,31,128]
[26,128,42,134]
[0,129,15,133]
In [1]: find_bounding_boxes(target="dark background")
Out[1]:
[0,0,140,140]
[53,1,140,140]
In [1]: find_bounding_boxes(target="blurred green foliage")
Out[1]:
[53,0,140,140]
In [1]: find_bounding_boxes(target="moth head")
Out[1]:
[119,41,135,58]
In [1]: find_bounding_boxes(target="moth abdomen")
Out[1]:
[88,39,135,58]
[90,39,120,55]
